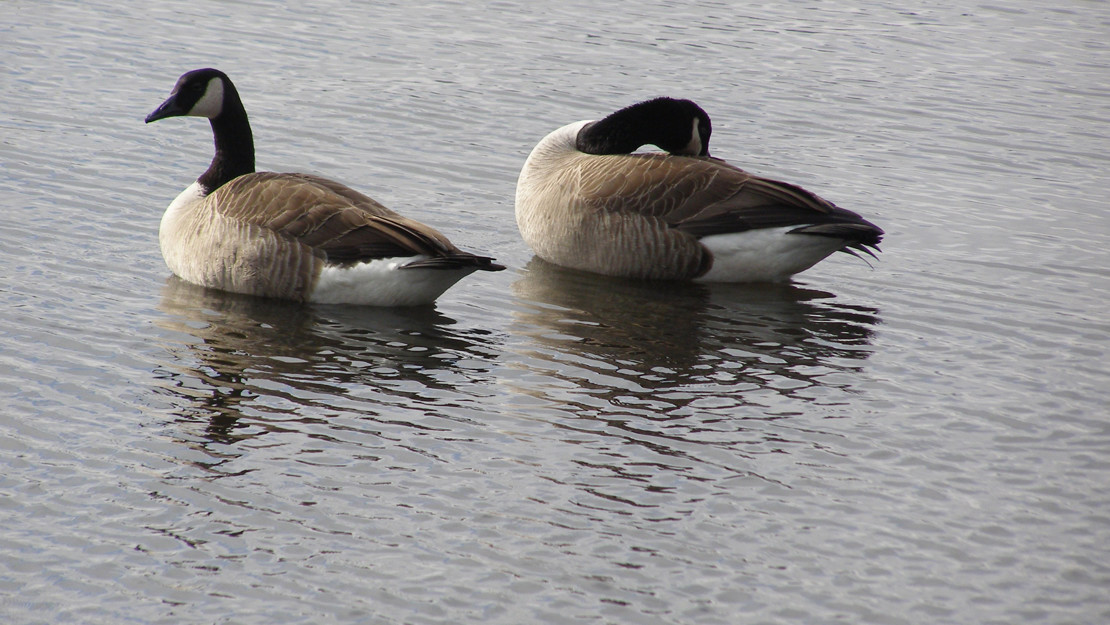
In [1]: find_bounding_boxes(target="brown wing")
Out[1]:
[577,153,861,238]
[211,172,500,269]
[279,173,396,217]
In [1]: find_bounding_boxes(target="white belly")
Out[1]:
[310,258,476,306]
[696,227,848,283]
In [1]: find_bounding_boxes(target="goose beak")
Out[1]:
[145,95,185,123]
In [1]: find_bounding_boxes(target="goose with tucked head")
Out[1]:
[146,68,503,306]
[514,97,883,282]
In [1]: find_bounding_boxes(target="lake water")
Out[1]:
[2,1,1108,623]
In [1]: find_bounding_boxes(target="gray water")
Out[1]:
[2,1,1108,623]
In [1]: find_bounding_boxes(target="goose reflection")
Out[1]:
[511,258,712,373]
[504,259,885,513]
[154,276,503,453]
[509,257,881,413]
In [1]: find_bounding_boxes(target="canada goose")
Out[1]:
[146,68,504,306]
[515,97,883,282]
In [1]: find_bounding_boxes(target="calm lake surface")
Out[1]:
[2,1,1108,623]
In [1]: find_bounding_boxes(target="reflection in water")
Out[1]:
[512,257,879,384]
[154,277,503,457]
[509,258,882,460]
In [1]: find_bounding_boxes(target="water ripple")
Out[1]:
[4,1,1110,623]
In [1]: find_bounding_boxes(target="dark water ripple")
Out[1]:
[3,1,1110,624]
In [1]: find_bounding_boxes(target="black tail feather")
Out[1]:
[401,254,506,272]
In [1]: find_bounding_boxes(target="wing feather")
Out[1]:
[210,172,501,269]
[577,154,878,243]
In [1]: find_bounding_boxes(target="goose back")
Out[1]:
[161,172,498,302]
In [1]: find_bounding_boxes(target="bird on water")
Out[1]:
[515,97,883,282]
[146,68,504,306]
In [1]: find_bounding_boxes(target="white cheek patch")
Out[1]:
[189,77,225,118]
[683,117,702,155]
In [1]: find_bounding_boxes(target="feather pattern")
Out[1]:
[515,99,883,282]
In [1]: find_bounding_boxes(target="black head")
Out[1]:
[576,97,712,156]
[146,68,235,123]
[145,68,255,192]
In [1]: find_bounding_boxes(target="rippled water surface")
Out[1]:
[3,1,1109,623]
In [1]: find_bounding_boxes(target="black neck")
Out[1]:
[198,94,255,193]
[575,97,710,156]
[575,116,651,155]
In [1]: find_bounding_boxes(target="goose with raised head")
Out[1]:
[146,68,504,306]
[514,97,883,282]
